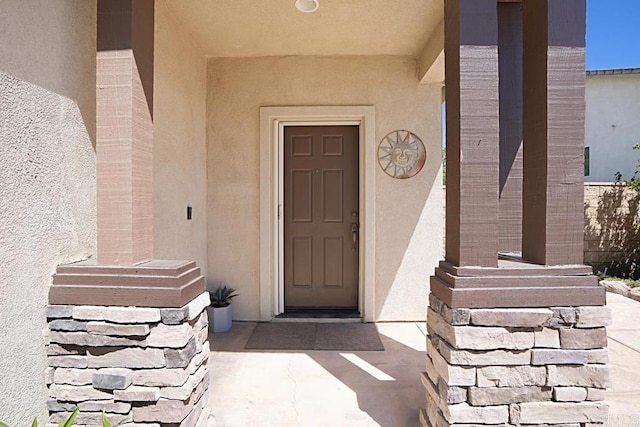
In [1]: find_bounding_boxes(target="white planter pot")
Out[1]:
[207,304,233,333]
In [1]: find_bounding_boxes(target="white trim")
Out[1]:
[259,106,376,322]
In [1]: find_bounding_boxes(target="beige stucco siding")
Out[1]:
[0,1,97,423]
[585,73,640,182]
[153,2,208,275]
[207,56,443,321]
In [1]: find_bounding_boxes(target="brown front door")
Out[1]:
[284,126,359,309]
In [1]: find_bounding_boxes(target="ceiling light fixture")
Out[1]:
[295,0,319,13]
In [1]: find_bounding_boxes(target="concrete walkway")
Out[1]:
[606,292,640,426]
[207,294,640,427]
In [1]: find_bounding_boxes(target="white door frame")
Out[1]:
[259,106,376,322]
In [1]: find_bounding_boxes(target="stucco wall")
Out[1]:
[584,183,639,278]
[153,2,208,275]
[207,56,443,321]
[0,1,97,423]
[585,73,640,182]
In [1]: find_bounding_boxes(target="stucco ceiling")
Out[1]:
[164,0,443,58]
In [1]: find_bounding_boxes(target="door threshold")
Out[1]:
[272,317,363,323]
[275,307,361,322]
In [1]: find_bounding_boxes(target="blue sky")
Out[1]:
[587,0,640,70]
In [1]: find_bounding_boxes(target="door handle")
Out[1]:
[351,222,359,251]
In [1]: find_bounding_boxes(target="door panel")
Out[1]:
[291,170,313,222]
[322,170,343,222]
[323,237,344,288]
[284,126,359,308]
[292,237,312,287]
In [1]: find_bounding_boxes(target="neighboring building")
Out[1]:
[585,68,640,182]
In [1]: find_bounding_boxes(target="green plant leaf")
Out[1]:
[101,411,112,427]
[58,408,78,427]
[31,418,37,427]
[0,422,11,427]
[209,285,238,307]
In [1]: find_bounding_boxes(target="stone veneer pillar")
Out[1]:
[44,292,210,427]
[420,294,610,426]
[44,3,212,426]
[47,260,209,426]
[426,0,610,425]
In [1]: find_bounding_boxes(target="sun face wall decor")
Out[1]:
[377,130,426,179]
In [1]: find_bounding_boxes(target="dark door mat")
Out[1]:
[244,323,385,351]
[278,307,360,319]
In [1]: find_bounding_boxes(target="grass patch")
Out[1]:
[596,272,640,288]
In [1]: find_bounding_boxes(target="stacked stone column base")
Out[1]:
[44,292,211,427]
[421,293,611,427]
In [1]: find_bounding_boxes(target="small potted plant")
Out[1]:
[207,285,238,333]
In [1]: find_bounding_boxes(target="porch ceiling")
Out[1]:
[164,0,443,58]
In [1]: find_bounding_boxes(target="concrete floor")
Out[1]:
[207,294,640,427]
[606,292,640,426]
[207,321,427,427]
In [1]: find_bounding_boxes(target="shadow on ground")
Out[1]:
[207,322,426,427]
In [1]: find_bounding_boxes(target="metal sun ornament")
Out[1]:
[378,130,426,179]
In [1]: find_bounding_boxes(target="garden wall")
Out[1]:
[584,183,640,279]
[440,183,639,278]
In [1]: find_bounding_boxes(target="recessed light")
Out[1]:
[295,0,319,13]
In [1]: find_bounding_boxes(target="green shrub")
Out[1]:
[596,272,640,288]
[624,143,640,192]
[1,408,112,427]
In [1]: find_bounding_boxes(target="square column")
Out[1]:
[444,0,500,268]
[96,0,155,265]
[50,0,205,310]
[47,5,211,426]
[424,1,609,425]
[432,0,603,309]
[522,0,587,266]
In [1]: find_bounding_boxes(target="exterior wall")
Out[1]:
[153,1,208,276]
[585,73,640,182]
[0,1,97,423]
[207,56,443,321]
[584,183,639,278]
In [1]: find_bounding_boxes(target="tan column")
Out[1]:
[498,2,524,253]
[96,0,154,265]
[50,0,205,311]
[522,0,586,266]
[445,0,500,267]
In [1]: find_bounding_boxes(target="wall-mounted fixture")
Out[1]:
[295,0,319,13]
[187,206,192,220]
